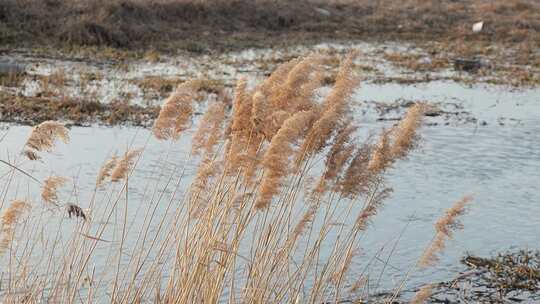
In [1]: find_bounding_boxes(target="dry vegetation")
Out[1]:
[0,91,160,126]
[413,250,540,302]
[0,0,538,53]
[0,54,474,303]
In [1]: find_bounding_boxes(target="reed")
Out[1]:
[41,176,68,205]
[411,284,433,304]
[0,200,30,256]
[419,195,473,267]
[0,53,474,304]
[23,121,69,160]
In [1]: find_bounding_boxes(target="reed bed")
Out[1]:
[0,54,471,303]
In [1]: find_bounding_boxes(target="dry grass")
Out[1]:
[0,91,160,126]
[0,0,538,52]
[0,54,475,303]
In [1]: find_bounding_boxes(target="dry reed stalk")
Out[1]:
[226,77,254,171]
[23,121,69,160]
[269,57,318,110]
[251,59,297,140]
[354,187,393,232]
[390,103,424,159]
[256,110,317,209]
[349,276,368,294]
[298,52,359,162]
[41,176,68,205]
[338,144,374,199]
[153,80,200,140]
[111,149,142,182]
[368,129,391,174]
[231,77,250,132]
[250,91,267,136]
[419,196,473,267]
[313,122,357,195]
[259,59,299,98]
[330,249,356,285]
[255,57,322,142]
[292,205,317,241]
[191,157,223,214]
[96,155,118,188]
[246,107,272,184]
[411,284,433,303]
[0,200,30,256]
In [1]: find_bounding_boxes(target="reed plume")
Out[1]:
[192,102,226,156]
[411,284,433,304]
[96,155,118,188]
[298,52,359,162]
[111,149,142,182]
[193,158,222,192]
[0,200,30,256]
[240,91,269,182]
[390,103,424,159]
[226,77,254,171]
[41,176,68,205]
[259,59,299,97]
[270,56,320,111]
[153,80,199,140]
[368,129,391,174]
[252,59,298,139]
[229,77,252,138]
[190,158,223,217]
[354,187,393,232]
[23,121,69,160]
[292,205,317,240]
[314,122,357,194]
[419,196,473,267]
[251,91,267,136]
[339,144,373,199]
[256,110,316,209]
[285,66,323,113]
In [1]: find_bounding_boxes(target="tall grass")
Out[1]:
[0,54,470,303]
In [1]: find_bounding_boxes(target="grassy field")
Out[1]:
[1,0,539,53]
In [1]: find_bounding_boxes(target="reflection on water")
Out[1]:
[0,81,539,299]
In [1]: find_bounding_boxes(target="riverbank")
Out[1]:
[1,0,539,56]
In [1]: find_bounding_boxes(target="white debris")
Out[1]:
[314,7,331,17]
[472,21,484,33]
